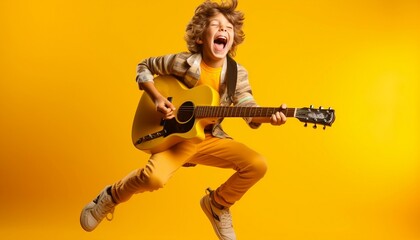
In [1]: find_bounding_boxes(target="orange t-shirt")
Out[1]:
[196,61,222,92]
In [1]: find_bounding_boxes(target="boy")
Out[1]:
[80,0,287,239]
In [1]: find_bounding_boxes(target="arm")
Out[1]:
[233,66,287,126]
[136,54,177,90]
[136,54,178,119]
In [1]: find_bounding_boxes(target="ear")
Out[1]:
[196,38,203,44]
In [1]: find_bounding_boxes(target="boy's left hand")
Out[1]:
[270,104,287,126]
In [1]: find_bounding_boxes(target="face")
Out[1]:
[198,13,235,67]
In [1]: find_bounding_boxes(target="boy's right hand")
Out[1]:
[139,81,176,120]
[155,96,176,119]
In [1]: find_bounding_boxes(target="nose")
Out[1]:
[219,25,227,32]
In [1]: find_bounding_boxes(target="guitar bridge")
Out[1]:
[135,129,167,145]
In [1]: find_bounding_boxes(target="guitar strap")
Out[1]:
[226,55,237,101]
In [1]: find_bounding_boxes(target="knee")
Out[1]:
[145,173,166,191]
[246,154,268,179]
[140,164,167,191]
[255,155,268,177]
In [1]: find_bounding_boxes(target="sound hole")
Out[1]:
[177,101,194,123]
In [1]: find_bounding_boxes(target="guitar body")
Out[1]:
[132,76,219,154]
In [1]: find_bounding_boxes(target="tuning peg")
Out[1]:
[327,107,332,113]
[319,106,323,110]
[304,122,308,127]
[313,124,317,129]
[323,125,326,130]
[310,105,314,109]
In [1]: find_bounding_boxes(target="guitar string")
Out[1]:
[174,107,332,122]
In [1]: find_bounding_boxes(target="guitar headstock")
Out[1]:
[296,105,335,129]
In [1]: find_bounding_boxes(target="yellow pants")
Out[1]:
[111,134,267,208]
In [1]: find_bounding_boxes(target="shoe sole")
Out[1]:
[80,202,99,232]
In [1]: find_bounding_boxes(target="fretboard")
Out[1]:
[194,106,297,118]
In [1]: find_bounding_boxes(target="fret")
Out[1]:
[216,105,221,117]
[285,108,296,118]
[235,106,240,117]
[265,108,270,116]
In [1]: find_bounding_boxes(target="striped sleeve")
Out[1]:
[135,54,178,89]
[233,65,262,129]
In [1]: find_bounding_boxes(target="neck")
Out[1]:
[194,106,297,118]
[202,55,225,68]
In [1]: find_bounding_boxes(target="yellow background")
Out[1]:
[1,0,419,239]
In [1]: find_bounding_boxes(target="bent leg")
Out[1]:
[191,135,267,207]
[111,140,197,204]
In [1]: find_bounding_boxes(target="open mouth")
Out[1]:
[213,36,227,51]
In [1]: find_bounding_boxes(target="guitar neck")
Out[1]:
[194,106,297,118]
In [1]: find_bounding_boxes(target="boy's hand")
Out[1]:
[270,103,287,126]
[156,96,176,119]
[139,81,176,119]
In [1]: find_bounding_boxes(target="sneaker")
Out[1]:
[200,188,236,240]
[80,186,116,232]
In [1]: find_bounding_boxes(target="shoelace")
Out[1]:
[218,209,233,229]
[205,188,233,229]
[93,194,115,221]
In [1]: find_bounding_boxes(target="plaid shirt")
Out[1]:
[136,52,261,139]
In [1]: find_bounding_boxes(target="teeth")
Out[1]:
[217,36,227,42]
[214,36,227,44]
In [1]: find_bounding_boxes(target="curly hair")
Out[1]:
[185,0,245,57]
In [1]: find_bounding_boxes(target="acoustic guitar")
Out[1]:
[132,75,335,153]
